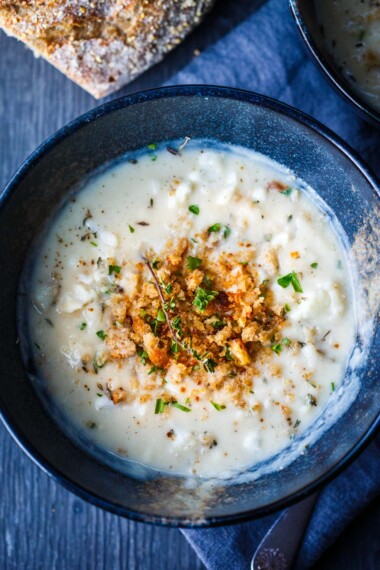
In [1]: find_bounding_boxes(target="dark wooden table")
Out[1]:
[1,1,379,568]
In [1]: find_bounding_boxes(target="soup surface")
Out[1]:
[27,141,356,478]
[317,0,380,113]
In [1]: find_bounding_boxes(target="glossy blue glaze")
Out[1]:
[0,86,379,527]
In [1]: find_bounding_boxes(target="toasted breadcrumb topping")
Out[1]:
[102,229,287,407]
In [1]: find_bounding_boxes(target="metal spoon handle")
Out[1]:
[251,493,319,570]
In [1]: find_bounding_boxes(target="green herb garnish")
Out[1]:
[93,355,106,374]
[154,399,165,414]
[128,224,135,234]
[331,382,335,392]
[152,258,159,269]
[96,330,107,341]
[284,303,291,312]
[79,322,87,330]
[147,143,157,150]
[310,262,318,269]
[164,283,173,294]
[172,316,182,332]
[187,256,202,271]
[137,348,149,365]
[171,340,180,354]
[172,402,191,413]
[223,225,231,239]
[204,358,217,373]
[271,343,282,355]
[108,264,121,275]
[148,365,165,375]
[281,187,293,196]
[90,241,97,247]
[193,287,218,312]
[189,205,200,215]
[277,271,303,293]
[211,319,226,330]
[210,401,226,411]
[225,345,234,361]
[208,223,221,233]
[156,309,166,322]
[283,338,291,346]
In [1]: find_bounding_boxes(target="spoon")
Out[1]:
[251,492,319,570]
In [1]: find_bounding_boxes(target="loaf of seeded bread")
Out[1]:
[0,0,214,98]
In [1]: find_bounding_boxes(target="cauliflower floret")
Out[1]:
[57,284,95,313]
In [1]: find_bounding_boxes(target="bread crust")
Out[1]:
[0,0,214,98]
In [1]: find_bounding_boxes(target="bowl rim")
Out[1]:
[289,0,380,129]
[1,84,380,528]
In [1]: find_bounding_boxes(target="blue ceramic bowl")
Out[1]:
[289,0,380,129]
[0,86,379,527]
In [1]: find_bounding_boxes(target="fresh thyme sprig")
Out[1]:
[142,255,218,372]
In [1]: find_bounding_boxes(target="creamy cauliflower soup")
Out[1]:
[26,141,356,478]
[317,0,380,112]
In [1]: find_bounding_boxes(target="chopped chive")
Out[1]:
[154,399,165,414]
[90,241,97,247]
[152,258,159,269]
[189,205,200,215]
[149,198,154,208]
[240,261,248,266]
[281,187,293,196]
[151,155,157,162]
[190,238,198,244]
[172,402,191,412]
[96,393,103,397]
[331,382,335,392]
[108,264,121,275]
[208,223,221,233]
[171,340,180,354]
[210,401,226,411]
[310,262,318,269]
[224,345,234,361]
[147,143,157,150]
[204,358,217,373]
[164,283,173,294]
[283,338,291,346]
[96,330,107,341]
[284,303,291,312]
[277,271,303,293]
[293,419,301,428]
[79,322,87,330]
[187,255,202,270]
[137,349,149,365]
[148,365,165,375]
[193,364,200,371]
[139,308,147,317]
[128,224,135,233]
[271,343,282,355]
[223,225,231,239]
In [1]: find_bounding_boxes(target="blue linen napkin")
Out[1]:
[164,0,380,568]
